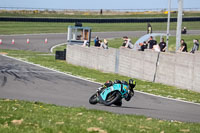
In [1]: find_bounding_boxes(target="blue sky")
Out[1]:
[1,0,199,10]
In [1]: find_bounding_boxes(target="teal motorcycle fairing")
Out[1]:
[100,83,129,101]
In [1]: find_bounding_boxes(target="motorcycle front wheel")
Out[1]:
[89,93,98,104]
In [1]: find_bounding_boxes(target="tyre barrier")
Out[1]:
[55,49,66,60]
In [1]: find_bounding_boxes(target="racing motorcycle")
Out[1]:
[89,82,134,106]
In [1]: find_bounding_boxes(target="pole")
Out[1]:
[176,0,183,51]
[166,0,171,52]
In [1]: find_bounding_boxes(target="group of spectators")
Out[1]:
[145,36,167,52]
[92,36,167,52]
[179,39,199,53]
[121,36,199,54]
[122,36,167,52]
[86,34,199,54]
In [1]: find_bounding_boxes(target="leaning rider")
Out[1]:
[97,79,136,101]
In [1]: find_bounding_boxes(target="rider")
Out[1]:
[97,79,136,105]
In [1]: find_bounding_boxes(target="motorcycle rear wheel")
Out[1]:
[104,91,121,106]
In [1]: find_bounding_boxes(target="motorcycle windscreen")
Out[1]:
[100,84,121,101]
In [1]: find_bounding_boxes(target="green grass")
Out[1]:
[0,21,200,35]
[52,44,67,54]
[0,99,200,133]
[1,48,200,103]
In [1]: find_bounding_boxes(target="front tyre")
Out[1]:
[104,91,121,106]
[89,93,98,104]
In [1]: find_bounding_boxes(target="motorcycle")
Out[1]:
[89,83,134,106]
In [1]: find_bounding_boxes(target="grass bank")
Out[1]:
[0,21,200,35]
[0,48,200,103]
[0,99,200,133]
[1,11,200,18]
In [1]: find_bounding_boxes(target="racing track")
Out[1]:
[0,31,200,123]
[0,30,200,52]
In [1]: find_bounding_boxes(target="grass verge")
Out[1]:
[0,21,200,34]
[0,99,200,133]
[1,11,200,18]
[0,48,200,103]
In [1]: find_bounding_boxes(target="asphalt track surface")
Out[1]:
[0,30,200,52]
[0,31,200,123]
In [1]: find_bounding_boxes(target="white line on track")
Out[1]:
[1,70,62,74]
[1,54,200,106]
[50,43,66,53]
[0,33,67,37]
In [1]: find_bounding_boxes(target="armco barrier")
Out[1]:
[66,45,200,92]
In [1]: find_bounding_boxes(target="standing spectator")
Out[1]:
[122,36,134,49]
[100,39,108,49]
[94,36,100,47]
[181,27,187,34]
[190,39,199,54]
[147,23,152,34]
[100,9,103,15]
[179,39,188,52]
[159,38,167,52]
[148,36,157,49]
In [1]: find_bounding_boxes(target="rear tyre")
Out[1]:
[104,91,121,106]
[89,93,98,104]
[114,100,122,106]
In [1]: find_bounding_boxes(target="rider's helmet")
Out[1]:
[114,79,121,84]
[104,80,113,87]
[129,79,136,90]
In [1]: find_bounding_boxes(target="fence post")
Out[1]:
[115,49,120,73]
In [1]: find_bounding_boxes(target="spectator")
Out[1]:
[82,40,89,47]
[139,41,148,51]
[122,36,134,49]
[153,44,160,52]
[179,39,188,52]
[181,27,187,34]
[148,36,157,49]
[94,36,100,47]
[190,39,199,54]
[147,23,152,34]
[100,9,103,15]
[100,39,108,49]
[122,36,127,47]
[159,38,167,52]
